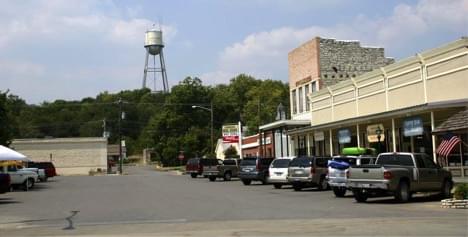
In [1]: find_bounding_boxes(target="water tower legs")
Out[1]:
[142,48,168,93]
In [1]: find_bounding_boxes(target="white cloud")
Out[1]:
[204,0,468,84]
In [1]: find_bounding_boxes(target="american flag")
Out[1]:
[436,134,462,157]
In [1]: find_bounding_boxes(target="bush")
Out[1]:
[453,183,468,200]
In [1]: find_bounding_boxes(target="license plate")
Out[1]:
[361,183,370,188]
[294,170,304,174]
[242,168,251,172]
[275,172,283,175]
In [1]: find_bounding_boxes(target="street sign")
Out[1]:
[338,129,351,144]
[314,131,324,141]
[222,124,239,143]
[178,154,184,161]
[403,117,423,137]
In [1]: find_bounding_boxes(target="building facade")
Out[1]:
[11,137,108,175]
[288,37,468,177]
[242,132,274,158]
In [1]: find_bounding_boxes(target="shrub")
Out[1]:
[453,183,468,200]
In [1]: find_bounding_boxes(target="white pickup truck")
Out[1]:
[0,164,38,191]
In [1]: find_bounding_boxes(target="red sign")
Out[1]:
[223,135,239,143]
[178,154,185,160]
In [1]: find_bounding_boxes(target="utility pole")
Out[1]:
[210,101,214,156]
[118,98,123,174]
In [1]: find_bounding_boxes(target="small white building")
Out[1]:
[11,137,108,175]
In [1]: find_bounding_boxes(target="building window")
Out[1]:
[291,89,297,114]
[312,81,317,93]
[298,87,303,113]
[304,84,310,112]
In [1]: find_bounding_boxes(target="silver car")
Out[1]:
[287,156,331,191]
[328,156,376,197]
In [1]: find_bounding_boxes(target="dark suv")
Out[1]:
[27,162,57,178]
[239,157,274,185]
[287,156,331,191]
[186,158,220,178]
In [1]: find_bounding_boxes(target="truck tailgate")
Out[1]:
[349,165,384,180]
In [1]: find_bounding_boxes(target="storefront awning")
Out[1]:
[287,99,468,135]
[259,119,310,131]
[433,107,468,134]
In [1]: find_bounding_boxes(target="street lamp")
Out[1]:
[375,127,383,154]
[192,102,214,157]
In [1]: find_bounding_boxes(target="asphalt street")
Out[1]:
[0,165,466,236]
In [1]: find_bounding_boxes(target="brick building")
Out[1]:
[259,37,394,157]
[11,137,108,175]
[242,132,274,158]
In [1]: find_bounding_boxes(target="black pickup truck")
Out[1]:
[203,159,240,181]
[0,173,11,194]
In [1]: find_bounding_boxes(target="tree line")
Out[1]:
[0,74,289,166]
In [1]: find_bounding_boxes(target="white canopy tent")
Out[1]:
[0,145,31,161]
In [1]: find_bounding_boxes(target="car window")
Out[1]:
[414,154,425,168]
[359,158,374,165]
[271,159,290,168]
[201,159,219,166]
[422,156,437,168]
[240,159,257,166]
[396,155,414,166]
[289,157,311,167]
[377,155,398,165]
[315,158,330,167]
[7,165,17,172]
[223,160,236,165]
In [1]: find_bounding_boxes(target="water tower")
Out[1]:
[142,27,169,92]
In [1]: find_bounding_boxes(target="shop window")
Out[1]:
[291,89,297,114]
[304,84,310,111]
[298,87,303,113]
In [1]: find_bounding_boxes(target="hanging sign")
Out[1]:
[222,124,239,143]
[367,124,385,143]
[338,129,351,144]
[314,131,325,141]
[403,117,423,137]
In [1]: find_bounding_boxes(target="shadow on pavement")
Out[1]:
[362,194,442,204]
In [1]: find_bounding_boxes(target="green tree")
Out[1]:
[224,145,239,158]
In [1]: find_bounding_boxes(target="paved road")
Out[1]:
[0,166,466,236]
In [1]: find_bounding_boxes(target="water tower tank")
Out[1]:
[144,30,164,55]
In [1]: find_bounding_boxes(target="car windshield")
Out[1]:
[240,159,257,166]
[289,157,311,167]
[271,159,290,168]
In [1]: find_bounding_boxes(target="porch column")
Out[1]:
[431,111,437,163]
[392,118,397,152]
[329,129,333,156]
[356,124,361,147]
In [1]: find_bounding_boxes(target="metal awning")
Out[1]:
[433,107,468,134]
[259,119,310,131]
[288,99,468,135]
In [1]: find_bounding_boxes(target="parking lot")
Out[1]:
[0,165,467,236]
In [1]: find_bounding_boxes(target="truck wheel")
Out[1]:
[242,179,251,185]
[190,173,197,178]
[273,184,282,189]
[395,181,411,203]
[223,172,232,181]
[333,187,347,197]
[318,176,329,190]
[353,189,368,202]
[208,176,216,182]
[440,179,452,199]
[28,178,35,188]
[293,183,302,191]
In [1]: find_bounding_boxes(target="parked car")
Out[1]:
[287,156,331,191]
[27,162,57,178]
[20,166,47,182]
[204,158,240,181]
[0,163,38,191]
[328,155,376,197]
[347,152,453,203]
[186,158,221,178]
[0,173,11,194]
[239,157,274,185]
[268,156,295,189]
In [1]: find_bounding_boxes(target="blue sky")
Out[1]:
[0,0,467,104]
